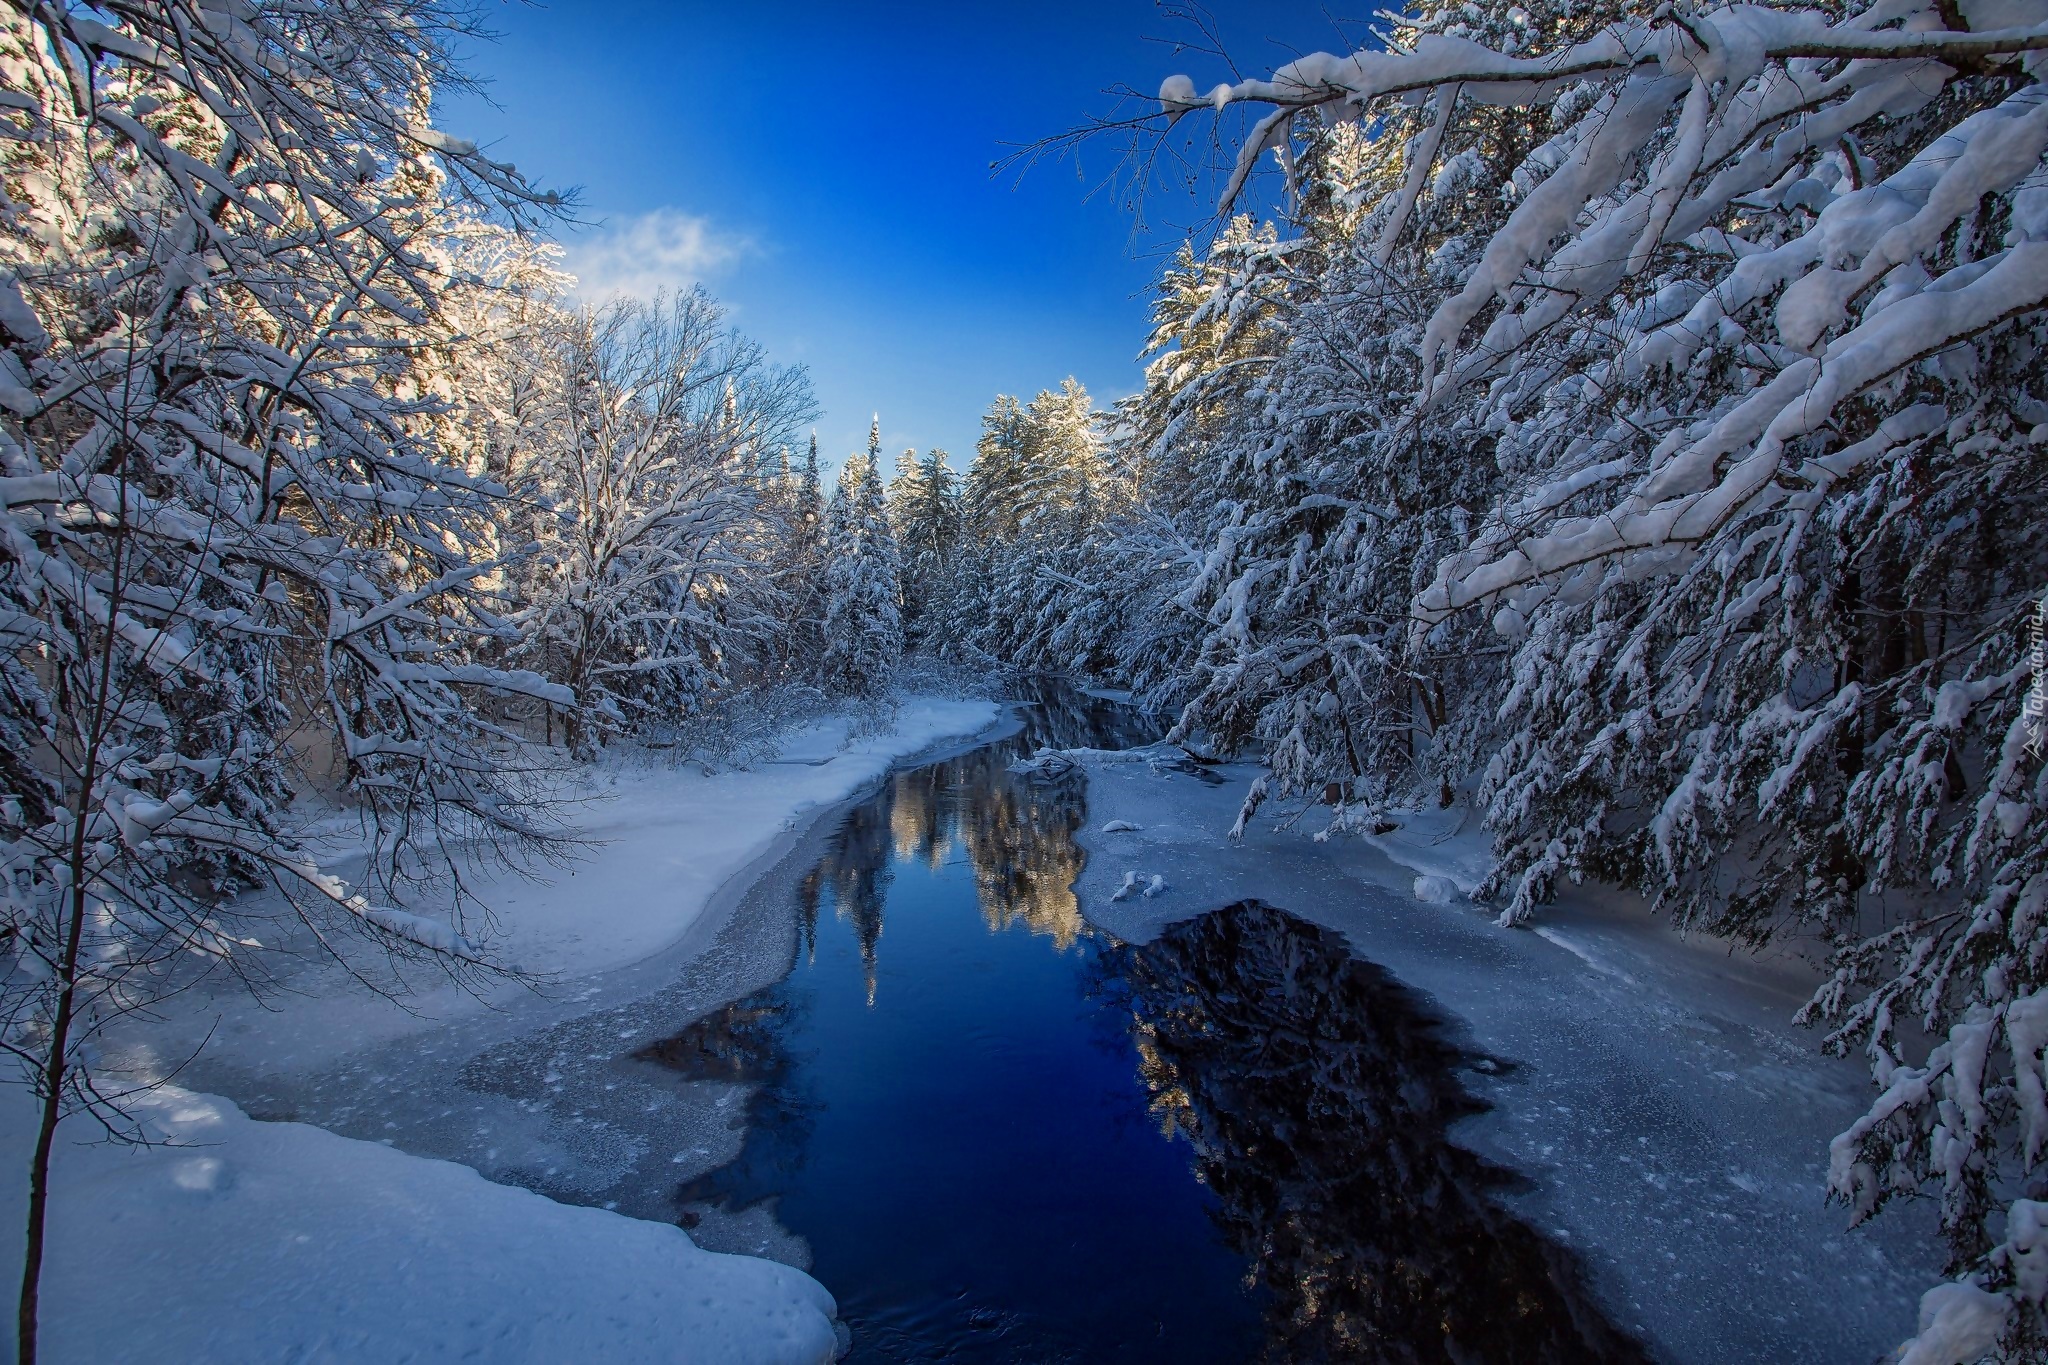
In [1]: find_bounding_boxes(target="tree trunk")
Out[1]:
[19,805,98,1365]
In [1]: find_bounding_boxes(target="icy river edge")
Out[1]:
[12,691,1944,1362]
[1068,745,1943,1363]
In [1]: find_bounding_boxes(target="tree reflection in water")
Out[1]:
[634,688,1647,1361]
[796,684,1157,987]
[652,683,1165,1221]
[1095,901,1650,1364]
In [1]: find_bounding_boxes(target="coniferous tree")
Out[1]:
[770,433,831,685]
[820,420,904,697]
[951,382,1116,671]
[889,447,961,649]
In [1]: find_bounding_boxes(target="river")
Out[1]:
[602,685,1645,1363]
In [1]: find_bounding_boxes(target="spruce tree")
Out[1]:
[771,433,830,686]
[820,420,904,697]
[889,448,961,649]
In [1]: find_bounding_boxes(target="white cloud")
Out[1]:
[560,207,754,302]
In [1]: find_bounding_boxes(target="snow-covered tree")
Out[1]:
[887,446,959,649]
[820,420,903,697]
[961,382,1103,545]
[502,290,813,748]
[762,432,830,685]
[950,381,1118,672]
[0,1,572,1355]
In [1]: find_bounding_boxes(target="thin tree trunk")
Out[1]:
[21,434,129,1365]
[18,870,90,1365]
[20,683,110,1365]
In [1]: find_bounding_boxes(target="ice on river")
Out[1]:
[117,696,1002,1077]
[1069,754,1945,1365]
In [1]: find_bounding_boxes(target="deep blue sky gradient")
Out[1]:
[441,2,1357,479]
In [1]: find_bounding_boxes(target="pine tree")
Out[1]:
[888,447,961,649]
[964,395,1032,544]
[950,382,1116,671]
[820,420,904,697]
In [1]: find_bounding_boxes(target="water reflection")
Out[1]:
[1096,902,1650,1364]
[634,998,788,1085]
[630,684,1651,1361]
[792,685,1158,994]
[803,798,894,1004]
[645,986,818,1216]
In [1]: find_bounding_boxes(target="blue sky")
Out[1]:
[441,2,1357,480]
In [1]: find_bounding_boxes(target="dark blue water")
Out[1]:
[637,687,1648,1364]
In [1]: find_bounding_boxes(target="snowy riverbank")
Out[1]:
[0,1083,842,1365]
[124,695,1005,1076]
[1068,751,1944,1365]
[19,695,1002,1364]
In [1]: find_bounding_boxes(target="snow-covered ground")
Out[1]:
[32,693,1943,1363]
[461,698,1009,980]
[0,1084,841,1364]
[1073,754,1945,1365]
[31,695,1001,1364]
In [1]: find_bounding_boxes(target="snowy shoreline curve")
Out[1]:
[15,695,1005,1364]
